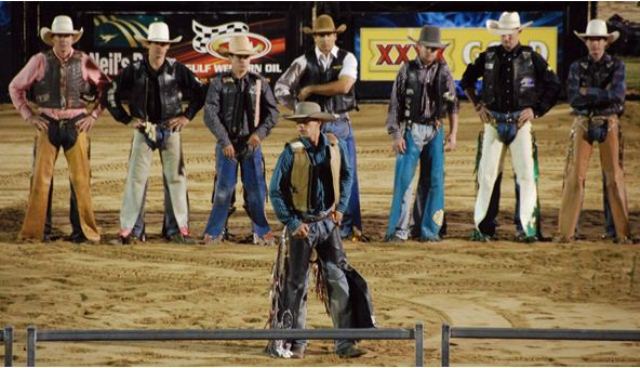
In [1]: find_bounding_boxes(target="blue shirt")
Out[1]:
[269,133,353,232]
[567,53,625,116]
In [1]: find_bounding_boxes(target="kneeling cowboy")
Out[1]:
[267,102,374,359]
[9,15,108,243]
[557,19,631,242]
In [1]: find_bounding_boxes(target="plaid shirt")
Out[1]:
[567,53,626,116]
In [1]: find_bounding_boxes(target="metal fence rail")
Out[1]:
[2,326,13,367]
[27,323,424,366]
[441,324,640,366]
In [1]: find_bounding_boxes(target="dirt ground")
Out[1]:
[0,100,639,366]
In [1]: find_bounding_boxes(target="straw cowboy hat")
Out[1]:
[408,25,448,49]
[574,19,620,44]
[40,15,83,46]
[134,22,182,47]
[486,12,533,35]
[303,14,346,35]
[216,34,261,58]
[284,102,335,123]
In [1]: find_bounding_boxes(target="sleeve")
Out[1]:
[254,79,280,140]
[336,139,353,214]
[82,53,110,119]
[8,54,45,120]
[203,77,231,147]
[587,60,626,107]
[443,63,459,115]
[269,146,302,232]
[338,52,358,80]
[104,64,135,124]
[532,52,561,117]
[385,63,406,140]
[274,55,306,110]
[460,51,485,91]
[566,61,589,109]
[177,63,206,120]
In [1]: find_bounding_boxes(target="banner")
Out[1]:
[86,13,288,83]
[360,27,558,81]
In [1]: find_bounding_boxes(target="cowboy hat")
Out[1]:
[408,25,448,49]
[216,34,261,59]
[486,12,533,35]
[283,102,335,123]
[134,22,182,47]
[574,19,620,44]
[303,14,346,35]
[40,15,83,46]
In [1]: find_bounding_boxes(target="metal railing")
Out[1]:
[27,323,424,366]
[1,326,13,367]
[441,324,640,366]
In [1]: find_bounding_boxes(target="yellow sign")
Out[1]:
[360,27,558,81]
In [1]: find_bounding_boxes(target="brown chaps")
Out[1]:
[558,115,629,240]
[19,129,100,242]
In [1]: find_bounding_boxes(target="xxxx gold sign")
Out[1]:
[360,27,558,81]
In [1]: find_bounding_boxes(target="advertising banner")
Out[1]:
[87,13,288,83]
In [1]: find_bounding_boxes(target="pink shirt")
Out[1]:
[9,47,109,121]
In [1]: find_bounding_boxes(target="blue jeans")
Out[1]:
[321,118,362,238]
[386,125,445,240]
[204,144,270,238]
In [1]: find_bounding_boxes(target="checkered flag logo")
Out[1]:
[192,20,249,54]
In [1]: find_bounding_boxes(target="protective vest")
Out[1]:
[218,72,262,137]
[400,59,451,123]
[32,50,91,109]
[482,45,537,109]
[128,58,183,121]
[298,49,356,114]
[289,133,341,213]
[576,55,624,116]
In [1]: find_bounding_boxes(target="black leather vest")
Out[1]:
[129,58,182,121]
[482,45,537,109]
[400,59,450,123]
[576,55,623,116]
[298,48,356,114]
[31,50,91,109]
[219,72,260,138]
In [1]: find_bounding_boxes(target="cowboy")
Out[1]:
[202,34,279,245]
[461,11,561,242]
[384,25,459,242]
[556,19,631,243]
[9,15,108,243]
[275,14,366,241]
[105,21,205,244]
[267,101,374,359]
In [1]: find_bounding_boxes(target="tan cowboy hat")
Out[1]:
[284,102,335,123]
[303,14,346,35]
[574,19,620,44]
[408,25,448,49]
[134,22,182,47]
[486,12,533,35]
[216,34,261,59]
[40,15,83,46]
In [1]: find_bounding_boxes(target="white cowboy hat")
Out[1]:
[40,15,83,46]
[216,34,262,59]
[486,12,533,35]
[574,19,620,44]
[134,21,182,47]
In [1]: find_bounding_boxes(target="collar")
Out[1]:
[588,53,611,64]
[52,47,75,62]
[315,45,339,60]
[500,43,522,57]
[300,132,328,152]
[144,56,167,74]
[414,57,438,70]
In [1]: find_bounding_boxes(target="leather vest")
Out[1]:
[400,59,450,123]
[129,58,182,121]
[298,49,356,114]
[218,72,260,138]
[482,45,537,109]
[32,50,91,109]
[289,133,341,213]
[576,55,623,116]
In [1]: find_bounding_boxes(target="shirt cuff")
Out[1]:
[287,219,302,233]
[20,106,34,121]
